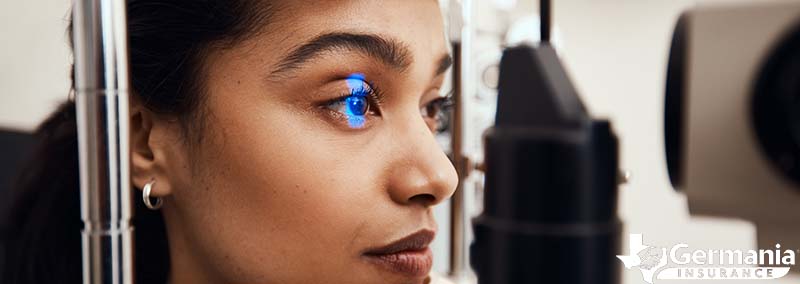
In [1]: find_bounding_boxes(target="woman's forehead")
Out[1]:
[251,1,447,62]
[210,0,448,88]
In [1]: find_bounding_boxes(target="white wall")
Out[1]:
[0,0,72,131]
[1,1,794,283]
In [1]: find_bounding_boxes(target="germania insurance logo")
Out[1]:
[616,234,796,283]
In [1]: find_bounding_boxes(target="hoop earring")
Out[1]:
[143,179,163,210]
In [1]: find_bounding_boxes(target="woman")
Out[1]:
[1,0,458,283]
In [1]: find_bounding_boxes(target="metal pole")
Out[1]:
[448,0,473,280]
[449,41,468,278]
[72,0,134,283]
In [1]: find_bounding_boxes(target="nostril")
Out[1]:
[408,193,437,206]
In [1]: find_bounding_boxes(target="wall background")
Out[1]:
[1,1,794,283]
[0,0,72,131]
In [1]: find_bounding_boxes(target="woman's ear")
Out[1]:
[130,97,176,198]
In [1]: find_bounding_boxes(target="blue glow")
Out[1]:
[344,73,367,128]
[346,73,365,90]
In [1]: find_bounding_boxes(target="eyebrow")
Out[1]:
[269,32,413,78]
[435,54,453,76]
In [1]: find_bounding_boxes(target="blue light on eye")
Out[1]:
[346,96,368,116]
[344,73,367,128]
[346,73,365,90]
[344,95,367,128]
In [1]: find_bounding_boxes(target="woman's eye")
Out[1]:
[347,96,369,116]
[421,96,453,132]
[323,88,380,129]
[421,101,440,119]
[329,95,369,116]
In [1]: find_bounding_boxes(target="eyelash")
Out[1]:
[322,84,383,128]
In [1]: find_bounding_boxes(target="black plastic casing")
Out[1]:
[471,44,622,284]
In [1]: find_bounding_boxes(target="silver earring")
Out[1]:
[143,179,163,210]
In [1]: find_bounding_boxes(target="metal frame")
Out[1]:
[73,0,134,283]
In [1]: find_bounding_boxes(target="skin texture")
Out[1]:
[129,1,457,283]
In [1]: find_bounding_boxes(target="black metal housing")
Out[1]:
[471,44,621,284]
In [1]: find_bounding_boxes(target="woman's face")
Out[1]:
[142,1,458,283]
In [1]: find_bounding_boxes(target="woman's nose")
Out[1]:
[386,116,459,207]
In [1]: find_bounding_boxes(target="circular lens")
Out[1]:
[752,23,800,187]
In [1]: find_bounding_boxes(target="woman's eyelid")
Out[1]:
[426,97,450,113]
[421,89,452,109]
[342,76,384,103]
[319,79,378,103]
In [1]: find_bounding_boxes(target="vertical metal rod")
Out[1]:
[449,41,468,278]
[448,0,473,279]
[73,0,134,283]
[541,0,551,42]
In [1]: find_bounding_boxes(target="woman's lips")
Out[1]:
[362,229,435,278]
